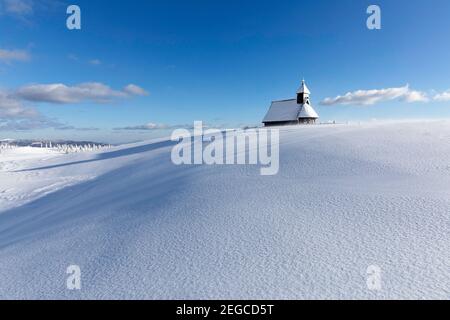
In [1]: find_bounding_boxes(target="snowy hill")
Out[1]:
[0,121,449,299]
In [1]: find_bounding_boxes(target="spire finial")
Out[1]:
[297,78,310,95]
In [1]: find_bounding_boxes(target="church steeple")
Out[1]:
[263,78,319,126]
[297,79,311,105]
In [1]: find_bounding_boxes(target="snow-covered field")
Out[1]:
[0,121,449,299]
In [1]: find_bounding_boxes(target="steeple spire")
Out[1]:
[297,79,311,95]
[297,79,311,104]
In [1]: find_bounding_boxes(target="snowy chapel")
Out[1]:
[263,80,319,126]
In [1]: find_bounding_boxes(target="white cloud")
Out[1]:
[16,82,148,104]
[88,59,102,66]
[115,123,170,131]
[1,0,64,23]
[402,89,429,103]
[55,125,100,131]
[0,91,37,119]
[0,90,64,131]
[0,118,62,131]
[123,84,149,96]
[321,85,429,106]
[433,90,450,102]
[0,48,30,62]
[114,122,194,131]
[67,54,79,61]
[1,0,33,16]
[1,81,149,131]
[69,55,108,67]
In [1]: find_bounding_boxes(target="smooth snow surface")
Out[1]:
[0,121,449,299]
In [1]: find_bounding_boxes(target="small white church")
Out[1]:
[263,80,319,126]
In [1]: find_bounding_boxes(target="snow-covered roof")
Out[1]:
[263,99,300,123]
[297,80,311,95]
[263,99,319,123]
[298,103,319,119]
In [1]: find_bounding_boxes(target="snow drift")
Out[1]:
[0,121,449,299]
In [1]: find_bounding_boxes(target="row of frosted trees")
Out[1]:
[54,143,112,154]
[0,143,17,153]
[0,142,112,154]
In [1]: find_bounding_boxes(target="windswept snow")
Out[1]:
[0,121,449,299]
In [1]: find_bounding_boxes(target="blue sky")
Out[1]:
[1,0,450,143]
